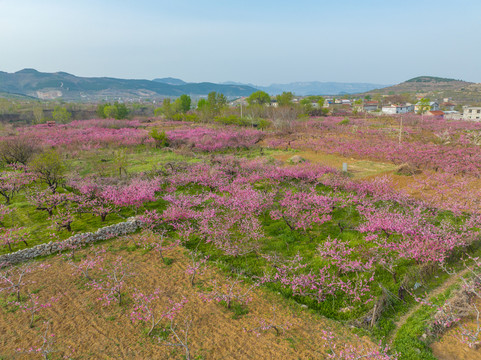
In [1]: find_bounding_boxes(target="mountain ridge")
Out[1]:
[2,70,474,101]
[257,81,389,96]
[0,69,258,100]
[365,76,474,96]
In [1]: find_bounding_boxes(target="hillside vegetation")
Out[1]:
[364,75,481,104]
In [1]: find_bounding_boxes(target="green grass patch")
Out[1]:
[392,287,456,360]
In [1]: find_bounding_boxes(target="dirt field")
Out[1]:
[431,325,481,360]
[272,150,398,179]
[0,233,372,360]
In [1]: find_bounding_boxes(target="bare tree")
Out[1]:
[268,106,302,134]
[160,317,193,360]
[0,136,41,165]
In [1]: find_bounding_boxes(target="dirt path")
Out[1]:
[390,268,469,341]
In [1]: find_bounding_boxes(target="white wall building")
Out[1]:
[381,104,414,114]
[463,107,481,121]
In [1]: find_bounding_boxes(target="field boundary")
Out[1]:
[0,217,140,266]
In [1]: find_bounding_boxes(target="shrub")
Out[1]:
[214,115,247,126]
[214,115,270,129]
[149,128,169,148]
[170,113,199,122]
[171,114,184,122]
[183,113,199,122]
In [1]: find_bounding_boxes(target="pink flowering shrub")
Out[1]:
[258,253,375,305]
[166,127,263,151]
[357,205,467,264]
[11,293,59,327]
[68,176,162,220]
[0,227,29,252]
[0,169,36,204]
[88,257,131,306]
[16,321,57,359]
[0,263,50,301]
[10,120,151,150]
[270,188,339,232]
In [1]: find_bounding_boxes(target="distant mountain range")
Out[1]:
[0,69,393,101]
[222,81,389,96]
[4,70,473,102]
[153,77,187,86]
[0,69,258,100]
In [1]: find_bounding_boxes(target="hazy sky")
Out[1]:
[1,0,481,85]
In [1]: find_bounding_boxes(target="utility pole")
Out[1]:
[399,117,403,144]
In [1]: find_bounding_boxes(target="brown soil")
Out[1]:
[431,327,481,360]
[395,163,422,176]
[0,233,371,360]
[430,298,481,360]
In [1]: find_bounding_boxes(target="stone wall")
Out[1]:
[0,217,140,266]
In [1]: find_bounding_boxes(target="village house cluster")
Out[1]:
[229,94,481,121]
[300,97,481,121]
[345,98,480,121]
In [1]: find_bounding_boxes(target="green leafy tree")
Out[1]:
[195,92,227,121]
[176,94,191,113]
[29,149,65,192]
[195,98,208,122]
[97,103,108,118]
[97,102,129,119]
[103,105,118,119]
[114,102,129,119]
[300,98,313,113]
[317,96,326,108]
[52,106,71,124]
[196,99,208,111]
[162,98,175,119]
[247,91,271,106]
[276,92,294,106]
[417,98,431,115]
[207,92,227,114]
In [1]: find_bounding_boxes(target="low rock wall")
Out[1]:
[0,217,140,266]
